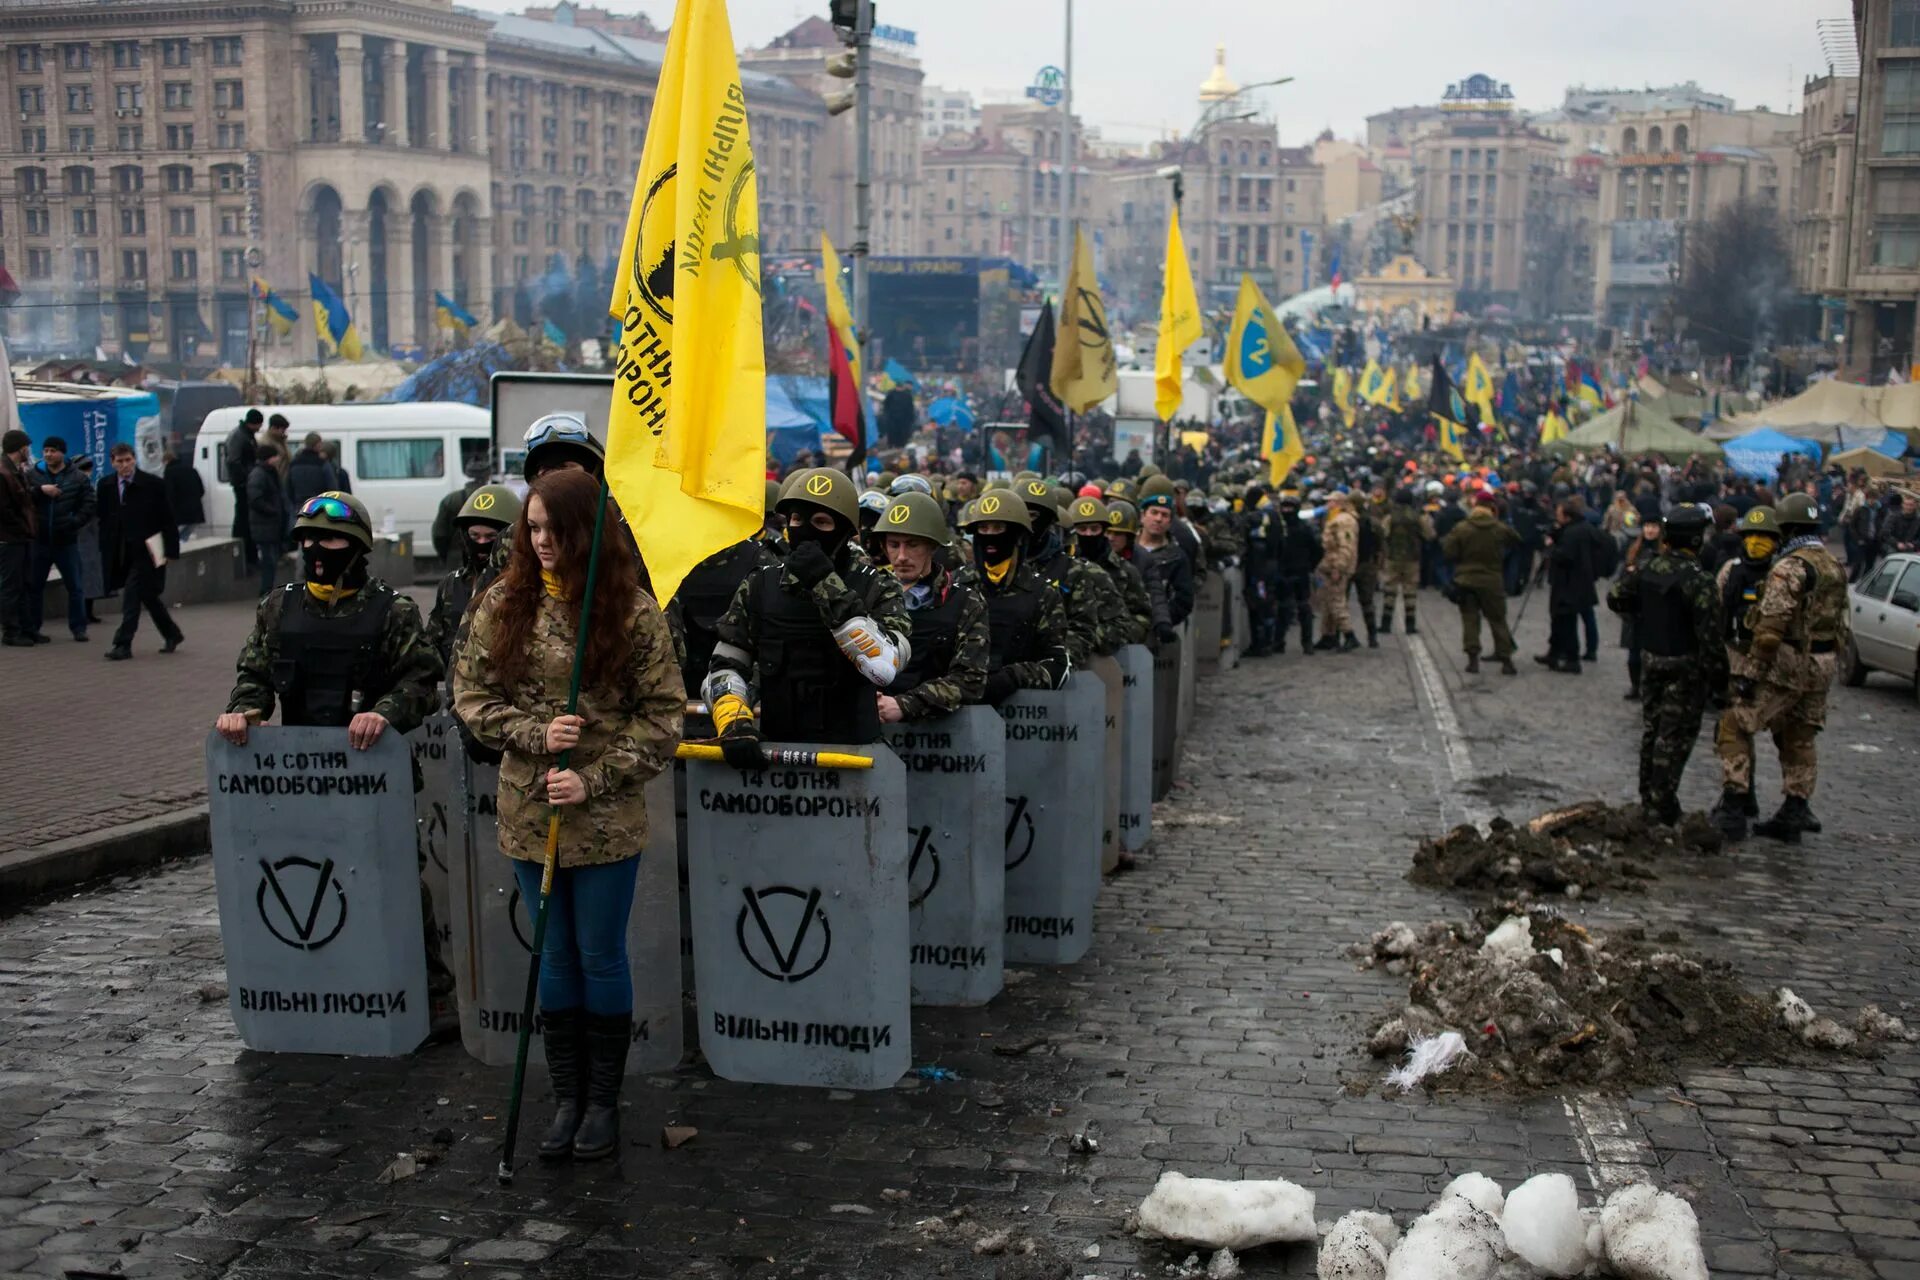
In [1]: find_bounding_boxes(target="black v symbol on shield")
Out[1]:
[743,886,821,975]
[260,856,335,941]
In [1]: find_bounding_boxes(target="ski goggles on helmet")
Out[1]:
[523,413,593,452]
[297,495,363,527]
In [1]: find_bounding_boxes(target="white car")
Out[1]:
[1842,552,1920,699]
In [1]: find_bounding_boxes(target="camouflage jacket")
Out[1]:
[1031,544,1128,663]
[1606,549,1725,684]
[892,570,991,721]
[1748,539,1849,692]
[451,586,685,868]
[1094,553,1152,646]
[709,542,911,693]
[1320,510,1359,577]
[225,580,442,735]
[424,564,497,673]
[1204,516,1244,563]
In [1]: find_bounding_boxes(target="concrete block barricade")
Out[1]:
[205,728,428,1056]
[1116,644,1154,851]
[684,745,911,1089]
[448,761,682,1073]
[883,707,1006,1007]
[998,676,1105,965]
[1091,655,1125,874]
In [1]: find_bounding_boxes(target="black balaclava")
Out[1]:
[785,507,856,562]
[302,538,367,588]
[970,526,1023,570]
[1073,529,1111,561]
[462,528,498,571]
[1026,506,1063,561]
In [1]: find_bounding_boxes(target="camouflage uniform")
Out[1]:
[1380,505,1434,633]
[1317,505,1359,635]
[226,581,443,732]
[1030,544,1128,663]
[979,562,1073,691]
[1442,507,1521,667]
[889,569,991,721]
[1606,548,1724,820]
[1094,554,1152,646]
[451,587,684,868]
[1716,536,1847,803]
[425,563,495,673]
[1351,500,1387,642]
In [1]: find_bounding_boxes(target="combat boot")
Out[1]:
[536,1008,586,1160]
[1752,796,1814,844]
[1379,611,1393,636]
[1404,616,1417,635]
[1341,631,1361,652]
[1710,787,1750,841]
[1364,619,1379,648]
[1499,655,1518,676]
[1300,618,1315,654]
[1314,633,1338,651]
[1465,653,1481,674]
[573,1012,633,1160]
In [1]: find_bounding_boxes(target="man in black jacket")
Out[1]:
[1538,497,1607,674]
[225,408,262,564]
[27,436,96,642]
[0,429,37,646]
[1273,491,1324,655]
[97,443,184,660]
[286,432,340,508]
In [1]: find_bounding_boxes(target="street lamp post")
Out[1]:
[1056,0,1073,290]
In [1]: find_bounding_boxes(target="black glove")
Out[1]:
[1730,676,1757,704]
[1155,622,1179,644]
[719,719,763,770]
[983,668,1018,705]
[786,541,837,588]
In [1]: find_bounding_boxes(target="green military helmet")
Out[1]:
[293,490,374,551]
[1137,474,1177,508]
[456,483,521,530]
[1068,495,1109,529]
[1188,488,1208,506]
[1776,492,1820,529]
[776,466,861,526]
[1014,476,1057,514]
[957,489,1034,531]
[879,492,954,547]
[876,470,898,489]
[764,479,782,513]
[983,475,1017,492]
[1105,498,1141,535]
[1105,477,1136,502]
[1138,462,1163,480]
[1048,482,1076,514]
[1739,505,1781,537]
[1013,469,1042,484]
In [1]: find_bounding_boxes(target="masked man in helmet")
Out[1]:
[1711,493,1848,842]
[426,484,520,670]
[1015,478,1126,666]
[1605,504,1724,826]
[213,491,452,1024]
[876,491,989,723]
[704,468,911,757]
[958,491,1071,703]
[1074,496,1150,647]
[1707,505,1781,836]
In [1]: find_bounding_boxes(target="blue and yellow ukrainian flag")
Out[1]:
[251,277,297,337]
[307,273,362,360]
[434,291,478,331]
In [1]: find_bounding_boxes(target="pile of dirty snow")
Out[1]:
[1411,803,1722,900]
[1357,907,1908,1092]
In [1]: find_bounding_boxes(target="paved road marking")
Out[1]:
[1408,630,1651,1192]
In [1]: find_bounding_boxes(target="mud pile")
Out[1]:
[1411,802,1722,899]
[1357,907,1903,1093]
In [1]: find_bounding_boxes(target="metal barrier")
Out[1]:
[999,676,1105,965]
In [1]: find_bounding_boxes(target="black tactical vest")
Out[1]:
[1722,558,1768,653]
[271,583,397,726]
[888,576,966,696]
[678,539,769,695]
[751,565,881,745]
[1633,560,1698,659]
[983,574,1047,670]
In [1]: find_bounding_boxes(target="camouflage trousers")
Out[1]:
[1454,580,1514,659]
[1638,657,1708,812]
[1352,563,1379,631]
[1317,570,1352,633]
[1715,659,1834,799]
[1381,558,1420,626]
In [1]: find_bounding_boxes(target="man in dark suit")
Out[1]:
[97,442,184,660]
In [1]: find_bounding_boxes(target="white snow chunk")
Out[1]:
[1774,987,1815,1031]
[1385,1196,1505,1280]
[1386,1031,1470,1092]
[1857,1004,1918,1042]
[1442,1172,1505,1219]
[1318,1211,1401,1280]
[1134,1172,1317,1250]
[1580,1208,1603,1264]
[1500,1173,1591,1276]
[1481,916,1535,965]
[1207,1248,1243,1280]
[1599,1184,1708,1280]
[1803,1016,1858,1051]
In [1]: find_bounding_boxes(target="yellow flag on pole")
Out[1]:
[1051,226,1117,413]
[606,0,764,609]
[1404,363,1421,402]
[1465,351,1497,424]
[1155,209,1201,422]
[1359,359,1389,405]
[1226,274,1304,419]
[1264,406,1305,488]
[1332,366,1354,427]
[820,234,863,398]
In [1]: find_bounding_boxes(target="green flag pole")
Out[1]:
[498,477,612,1185]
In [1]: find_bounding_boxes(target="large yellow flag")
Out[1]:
[1359,359,1389,405]
[1226,274,1304,420]
[1437,415,1466,462]
[820,234,862,396]
[1051,226,1117,413]
[1403,363,1421,402]
[1265,406,1305,488]
[606,0,764,609]
[1331,366,1354,427]
[1539,409,1568,444]
[1465,351,1497,424]
[1155,209,1201,422]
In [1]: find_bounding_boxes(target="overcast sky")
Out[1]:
[466,0,1852,144]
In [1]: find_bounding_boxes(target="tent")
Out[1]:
[1829,446,1910,479]
[1836,425,1909,458]
[1544,400,1723,460]
[1706,377,1884,442]
[765,374,831,466]
[1874,382,1920,451]
[1723,427,1823,481]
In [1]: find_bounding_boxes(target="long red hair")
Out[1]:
[487,467,639,694]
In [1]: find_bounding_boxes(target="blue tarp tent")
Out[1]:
[1723,426,1823,480]
[1835,425,1909,458]
[926,396,976,430]
[766,374,828,466]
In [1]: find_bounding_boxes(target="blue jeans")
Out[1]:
[511,856,640,1015]
[27,540,86,635]
[256,538,284,598]
[1580,606,1599,659]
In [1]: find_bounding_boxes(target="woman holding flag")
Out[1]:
[451,467,684,1161]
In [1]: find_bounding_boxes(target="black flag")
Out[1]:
[1015,300,1068,449]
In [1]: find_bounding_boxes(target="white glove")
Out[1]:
[832,616,907,686]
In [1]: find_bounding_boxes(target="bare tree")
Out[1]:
[1674,200,1795,361]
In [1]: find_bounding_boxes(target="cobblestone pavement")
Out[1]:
[1,584,1916,1279]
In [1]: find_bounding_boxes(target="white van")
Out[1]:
[194,402,493,551]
